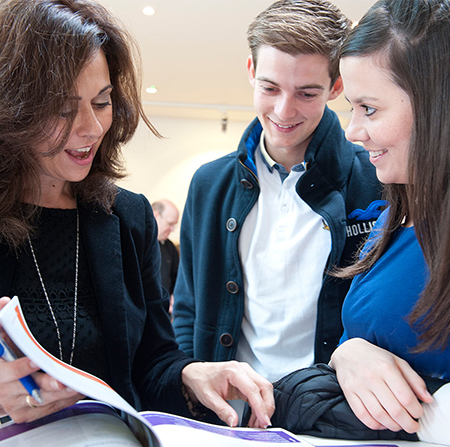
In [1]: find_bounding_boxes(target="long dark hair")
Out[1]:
[338,0,450,351]
[0,0,158,248]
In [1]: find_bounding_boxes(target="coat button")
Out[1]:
[226,218,237,232]
[240,179,253,189]
[226,281,239,294]
[220,333,234,347]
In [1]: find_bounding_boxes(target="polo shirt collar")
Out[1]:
[259,131,306,182]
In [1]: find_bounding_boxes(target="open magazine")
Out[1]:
[0,296,304,447]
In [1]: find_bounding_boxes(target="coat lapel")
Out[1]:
[78,204,132,389]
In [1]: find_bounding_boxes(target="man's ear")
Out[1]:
[247,55,256,88]
[328,76,344,101]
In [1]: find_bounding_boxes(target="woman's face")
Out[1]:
[35,50,113,192]
[340,55,413,184]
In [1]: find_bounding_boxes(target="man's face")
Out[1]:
[248,45,342,164]
[155,206,179,242]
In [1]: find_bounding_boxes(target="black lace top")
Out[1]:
[9,208,111,383]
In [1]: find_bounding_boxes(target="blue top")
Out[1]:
[341,210,450,380]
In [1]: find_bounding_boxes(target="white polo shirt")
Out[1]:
[236,134,332,383]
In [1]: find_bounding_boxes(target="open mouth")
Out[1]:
[66,147,92,160]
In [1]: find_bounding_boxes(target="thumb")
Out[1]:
[0,297,11,312]
[0,297,12,339]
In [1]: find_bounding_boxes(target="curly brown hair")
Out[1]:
[0,0,158,249]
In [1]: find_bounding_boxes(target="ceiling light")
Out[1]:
[143,6,155,16]
[146,85,157,94]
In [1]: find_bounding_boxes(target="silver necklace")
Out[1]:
[27,209,79,365]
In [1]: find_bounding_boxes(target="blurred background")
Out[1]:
[98,0,377,242]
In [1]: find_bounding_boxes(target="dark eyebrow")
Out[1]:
[345,95,378,104]
[298,84,325,91]
[70,84,114,100]
[256,76,279,86]
[98,85,113,96]
[256,76,325,91]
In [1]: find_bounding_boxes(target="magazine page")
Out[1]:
[0,402,143,447]
[0,297,310,447]
[418,383,450,445]
[0,297,139,417]
[0,297,159,447]
[0,402,306,447]
[140,411,303,447]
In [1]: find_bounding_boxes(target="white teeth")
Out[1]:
[277,123,297,129]
[74,147,91,153]
[269,118,298,129]
[370,149,387,157]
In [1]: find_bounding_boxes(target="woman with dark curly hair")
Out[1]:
[0,0,273,427]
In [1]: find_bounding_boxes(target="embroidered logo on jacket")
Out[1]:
[348,200,386,221]
[346,200,387,238]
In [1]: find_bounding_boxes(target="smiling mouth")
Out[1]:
[369,149,387,158]
[269,118,300,129]
[66,147,92,160]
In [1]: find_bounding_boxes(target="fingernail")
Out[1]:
[50,379,60,390]
[227,417,236,427]
[29,361,39,369]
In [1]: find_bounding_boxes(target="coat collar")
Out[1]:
[78,203,133,393]
[238,106,354,187]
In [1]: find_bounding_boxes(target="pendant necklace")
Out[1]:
[27,209,79,365]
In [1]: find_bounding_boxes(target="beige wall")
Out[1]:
[118,115,251,244]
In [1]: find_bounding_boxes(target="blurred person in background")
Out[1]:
[153,199,179,315]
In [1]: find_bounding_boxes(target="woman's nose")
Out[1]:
[75,106,103,139]
[345,116,369,144]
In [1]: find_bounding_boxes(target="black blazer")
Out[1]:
[0,188,194,415]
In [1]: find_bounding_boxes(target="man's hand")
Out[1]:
[181,361,274,428]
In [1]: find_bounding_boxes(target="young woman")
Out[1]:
[333,0,450,435]
[0,0,273,427]
[268,0,450,443]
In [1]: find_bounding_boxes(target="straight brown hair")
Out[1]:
[247,0,351,87]
[338,0,450,352]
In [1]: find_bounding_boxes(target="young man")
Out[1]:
[173,0,382,383]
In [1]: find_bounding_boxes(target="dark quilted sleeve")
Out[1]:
[243,364,421,441]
